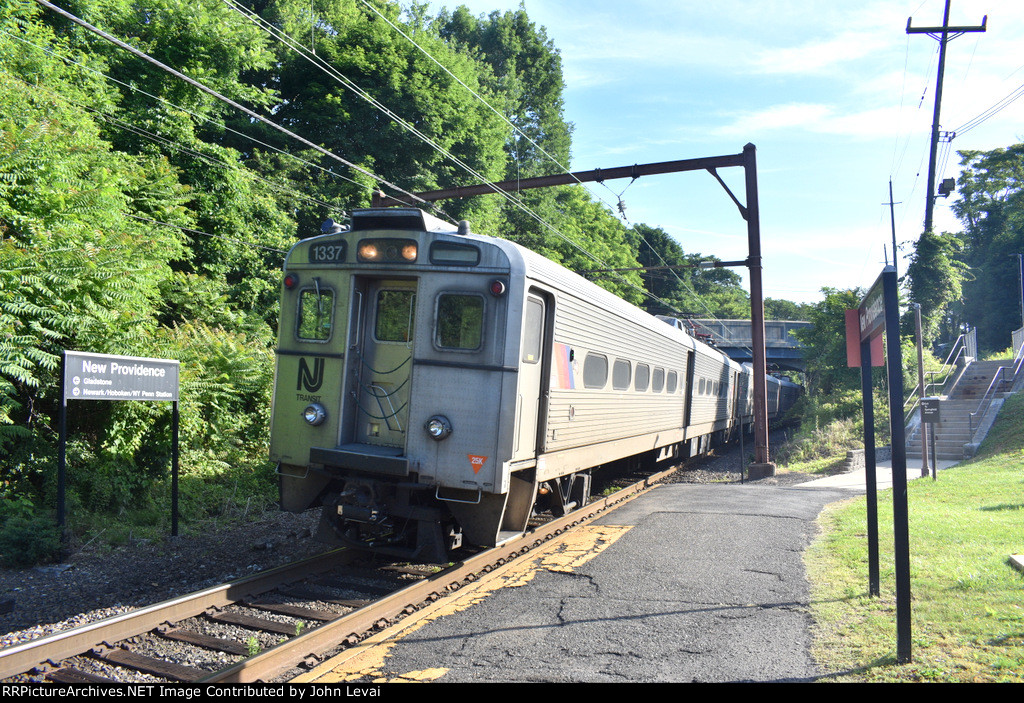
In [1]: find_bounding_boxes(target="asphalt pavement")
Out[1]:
[296,461,958,684]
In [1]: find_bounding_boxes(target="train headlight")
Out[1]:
[358,242,380,261]
[424,415,452,441]
[303,403,327,426]
[357,238,417,263]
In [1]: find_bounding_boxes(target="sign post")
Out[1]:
[922,397,941,480]
[59,351,181,540]
[855,267,913,663]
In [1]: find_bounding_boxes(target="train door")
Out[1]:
[683,350,695,429]
[347,278,417,449]
[513,290,548,461]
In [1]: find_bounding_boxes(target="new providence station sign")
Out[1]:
[59,351,182,538]
[64,351,179,402]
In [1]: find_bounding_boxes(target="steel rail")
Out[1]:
[0,550,357,679]
[200,465,678,683]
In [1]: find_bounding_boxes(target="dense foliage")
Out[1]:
[904,143,1024,354]
[1,0,783,554]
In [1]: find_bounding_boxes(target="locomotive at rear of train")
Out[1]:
[270,208,799,561]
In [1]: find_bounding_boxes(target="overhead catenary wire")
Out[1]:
[31,0,431,213]
[349,0,749,340]
[128,216,290,258]
[223,0,676,312]
[30,0,733,328]
[0,25,369,198]
[0,60,336,215]
[352,0,625,215]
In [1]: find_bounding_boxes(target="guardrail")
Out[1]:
[904,330,974,426]
[968,342,1024,443]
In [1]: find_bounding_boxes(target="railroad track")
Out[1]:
[1,465,676,684]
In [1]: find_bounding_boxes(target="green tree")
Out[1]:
[622,223,749,319]
[765,298,813,320]
[793,288,863,399]
[435,4,573,178]
[903,229,966,347]
[950,144,1024,353]
[245,0,508,233]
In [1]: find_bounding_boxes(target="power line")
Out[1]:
[224,0,669,309]
[127,215,287,255]
[1,62,337,215]
[348,0,718,322]
[29,0,734,327]
[31,0,430,212]
[0,26,369,198]
[952,79,1024,135]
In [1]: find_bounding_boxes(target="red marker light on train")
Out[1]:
[489,280,506,297]
[283,273,299,289]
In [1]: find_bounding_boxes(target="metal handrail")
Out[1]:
[904,332,971,425]
[967,343,1024,442]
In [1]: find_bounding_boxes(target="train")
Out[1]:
[269,208,801,562]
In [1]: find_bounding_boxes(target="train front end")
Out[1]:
[270,209,530,562]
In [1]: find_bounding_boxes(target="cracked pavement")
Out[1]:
[358,481,848,683]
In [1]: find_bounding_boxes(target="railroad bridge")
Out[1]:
[692,319,810,372]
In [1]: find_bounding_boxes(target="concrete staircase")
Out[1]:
[907,359,1014,461]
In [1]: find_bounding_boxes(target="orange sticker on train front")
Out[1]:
[468,455,488,474]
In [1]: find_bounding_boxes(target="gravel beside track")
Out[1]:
[1,433,821,669]
[0,510,323,651]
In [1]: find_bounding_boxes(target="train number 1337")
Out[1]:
[310,243,346,263]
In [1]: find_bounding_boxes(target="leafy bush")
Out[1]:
[0,496,59,567]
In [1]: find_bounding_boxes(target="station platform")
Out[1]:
[794,458,959,490]
[292,462,945,684]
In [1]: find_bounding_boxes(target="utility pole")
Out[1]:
[887,179,900,275]
[907,0,986,234]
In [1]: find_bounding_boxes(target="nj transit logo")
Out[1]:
[297,357,325,392]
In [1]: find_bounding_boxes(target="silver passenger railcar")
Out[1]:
[270,208,797,561]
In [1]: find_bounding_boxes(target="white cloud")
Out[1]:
[712,102,918,140]
[754,32,891,76]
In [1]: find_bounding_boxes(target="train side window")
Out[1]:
[583,353,608,389]
[521,296,543,363]
[667,371,678,394]
[634,363,650,392]
[375,290,416,343]
[652,367,665,393]
[436,293,484,350]
[612,359,631,390]
[297,286,335,341]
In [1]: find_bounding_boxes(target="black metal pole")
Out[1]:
[860,339,880,597]
[889,180,898,275]
[743,143,773,476]
[883,269,912,663]
[57,351,67,540]
[1018,253,1023,330]
[172,400,179,537]
[924,0,950,235]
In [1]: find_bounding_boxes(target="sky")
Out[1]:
[422,0,1024,305]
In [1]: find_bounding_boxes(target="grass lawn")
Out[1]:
[804,392,1024,682]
